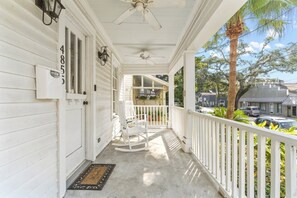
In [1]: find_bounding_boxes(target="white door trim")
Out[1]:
[57,1,97,197]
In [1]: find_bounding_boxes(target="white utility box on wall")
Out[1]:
[36,65,62,99]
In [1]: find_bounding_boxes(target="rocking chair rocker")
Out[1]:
[112,101,149,152]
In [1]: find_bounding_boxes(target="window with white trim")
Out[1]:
[292,106,296,116]
[260,103,266,111]
[276,103,282,113]
[112,66,118,114]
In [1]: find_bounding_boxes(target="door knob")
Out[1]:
[83,101,88,105]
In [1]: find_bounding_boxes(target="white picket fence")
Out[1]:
[171,106,297,197]
[134,105,169,127]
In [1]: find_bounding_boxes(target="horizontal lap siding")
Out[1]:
[95,43,113,155]
[0,0,58,197]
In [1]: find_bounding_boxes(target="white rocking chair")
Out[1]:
[112,101,149,152]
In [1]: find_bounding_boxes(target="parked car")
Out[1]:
[242,106,260,117]
[255,116,297,130]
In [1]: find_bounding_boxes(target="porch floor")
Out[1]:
[65,129,222,198]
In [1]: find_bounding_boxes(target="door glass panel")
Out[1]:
[78,39,82,94]
[65,27,84,95]
[70,32,76,93]
[65,27,69,92]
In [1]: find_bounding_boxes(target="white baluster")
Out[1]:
[285,144,297,198]
[239,130,245,198]
[257,135,266,198]
[247,132,254,198]
[221,123,226,187]
[232,127,238,197]
[271,139,280,198]
[226,125,231,192]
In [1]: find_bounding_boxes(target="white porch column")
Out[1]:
[182,51,195,153]
[168,74,174,128]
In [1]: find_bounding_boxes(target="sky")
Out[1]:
[196,8,297,83]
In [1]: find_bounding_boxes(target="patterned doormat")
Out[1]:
[68,164,116,190]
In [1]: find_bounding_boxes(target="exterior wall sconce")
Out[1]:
[35,0,65,26]
[98,46,109,66]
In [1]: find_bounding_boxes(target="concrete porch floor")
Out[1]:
[65,129,222,198]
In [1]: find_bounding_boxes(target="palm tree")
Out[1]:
[225,0,295,119]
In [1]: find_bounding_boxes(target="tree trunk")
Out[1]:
[226,36,239,119]
[226,17,244,119]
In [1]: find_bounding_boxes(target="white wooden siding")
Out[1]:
[0,0,58,197]
[95,42,113,155]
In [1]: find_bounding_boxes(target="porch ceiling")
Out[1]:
[85,0,246,70]
[87,0,197,65]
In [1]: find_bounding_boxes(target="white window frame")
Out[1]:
[112,63,118,117]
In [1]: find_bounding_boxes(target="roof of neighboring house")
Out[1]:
[239,97,288,103]
[282,95,297,106]
[239,84,289,101]
[196,92,217,96]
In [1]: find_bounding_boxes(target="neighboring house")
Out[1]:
[125,75,168,105]
[196,92,227,107]
[239,83,297,117]
[197,92,216,107]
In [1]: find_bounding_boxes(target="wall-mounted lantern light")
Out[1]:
[98,46,109,66]
[35,0,65,26]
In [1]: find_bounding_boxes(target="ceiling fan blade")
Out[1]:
[114,7,137,25]
[143,8,162,30]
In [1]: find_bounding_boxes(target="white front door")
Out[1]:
[64,21,87,177]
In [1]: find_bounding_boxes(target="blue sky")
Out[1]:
[197,8,297,83]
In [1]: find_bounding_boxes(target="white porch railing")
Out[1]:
[171,106,185,140]
[134,105,169,127]
[171,106,297,197]
[187,111,297,198]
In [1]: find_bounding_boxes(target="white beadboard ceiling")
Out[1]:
[87,0,198,65]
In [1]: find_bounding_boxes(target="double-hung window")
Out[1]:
[112,66,118,115]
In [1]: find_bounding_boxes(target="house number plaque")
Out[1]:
[60,45,65,85]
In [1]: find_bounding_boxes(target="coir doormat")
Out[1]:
[68,164,116,190]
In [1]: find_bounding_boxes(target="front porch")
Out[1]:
[2,0,297,197]
[65,128,221,198]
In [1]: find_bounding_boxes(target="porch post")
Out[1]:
[168,74,174,128]
[182,51,195,153]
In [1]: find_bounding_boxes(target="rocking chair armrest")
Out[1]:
[126,119,148,128]
[126,114,147,121]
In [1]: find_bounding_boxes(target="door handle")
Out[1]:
[83,101,88,105]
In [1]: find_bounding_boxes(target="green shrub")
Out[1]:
[253,121,297,197]
[211,107,249,124]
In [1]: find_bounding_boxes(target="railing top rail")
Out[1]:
[188,110,297,146]
[171,106,185,110]
[134,105,169,107]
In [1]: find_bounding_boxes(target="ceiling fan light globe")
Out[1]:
[135,2,144,12]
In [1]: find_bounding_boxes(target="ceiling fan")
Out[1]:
[126,50,165,65]
[114,0,162,30]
